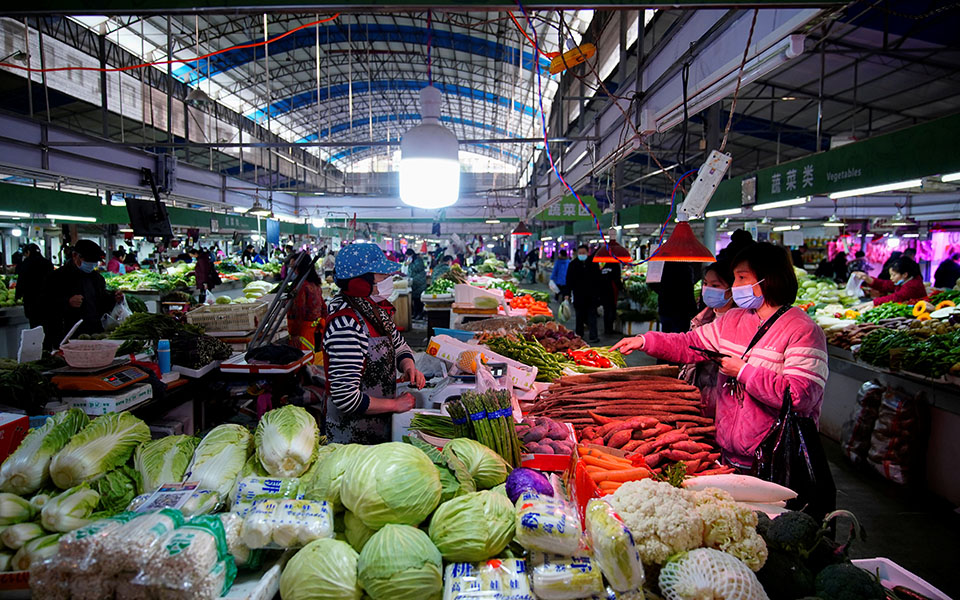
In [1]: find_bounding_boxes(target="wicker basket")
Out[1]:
[186,301,269,332]
[61,340,122,369]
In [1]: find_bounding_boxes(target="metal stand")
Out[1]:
[248,252,321,350]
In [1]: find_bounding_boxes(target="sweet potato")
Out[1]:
[607,430,632,449]
[621,439,643,453]
[522,426,548,443]
[644,452,663,468]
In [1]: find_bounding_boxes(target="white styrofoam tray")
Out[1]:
[172,360,221,378]
[853,557,951,600]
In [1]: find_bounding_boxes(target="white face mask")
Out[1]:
[372,277,394,301]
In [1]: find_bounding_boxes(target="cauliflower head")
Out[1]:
[608,479,703,566]
[692,487,768,571]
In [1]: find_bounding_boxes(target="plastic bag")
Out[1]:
[232,476,301,507]
[844,273,863,297]
[558,300,572,323]
[583,499,644,592]
[57,511,138,572]
[548,280,560,295]
[135,514,231,592]
[529,552,604,600]
[97,508,185,576]
[154,559,237,600]
[181,489,223,517]
[514,490,582,556]
[442,559,532,600]
[29,558,71,600]
[240,498,333,549]
[219,512,261,570]
[841,381,884,465]
[867,387,923,485]
[102,296,133,331]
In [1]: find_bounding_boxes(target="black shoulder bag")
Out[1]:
[750,309,836,520]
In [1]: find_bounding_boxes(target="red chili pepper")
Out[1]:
[596,357,612,368]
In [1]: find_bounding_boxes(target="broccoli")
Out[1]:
[815,563,885,600]
[756,549,816,600]
[755,511,772,538]
[764,510,821,555]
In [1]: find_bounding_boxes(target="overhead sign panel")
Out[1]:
[536,195,599,222]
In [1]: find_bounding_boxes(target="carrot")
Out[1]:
[597,481,623,491]
[580,451,632,467]
[581,455,631,471]
[591,467,653,483]
[584,465,605,475]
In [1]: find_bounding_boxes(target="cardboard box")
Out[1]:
[0,413,29,462]
[425,334,537,390]
[65,384,153,415]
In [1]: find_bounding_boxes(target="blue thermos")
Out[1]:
[157,339,171,374]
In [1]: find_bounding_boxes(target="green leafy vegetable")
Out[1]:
[41,483,100,532]
[0,493,36,526]
[0,408,89,495]
[357,524,442,600]
[299,444,367,512]
[134,435,200,494]
[49,412,150,489]
[443,438,510,490]
[184,424,253,498]
[427,491,514,562]
[92,466,141,515]
[279,538,363,600]
[255,405,319,478]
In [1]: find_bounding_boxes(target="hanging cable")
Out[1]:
[719,8,759,153]
[426,10,433,85]
[0,13,340,74]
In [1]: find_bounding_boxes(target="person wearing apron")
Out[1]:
[321,243,425,444]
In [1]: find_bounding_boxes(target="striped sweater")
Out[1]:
[643,306,828,466]
[323,297,414,415]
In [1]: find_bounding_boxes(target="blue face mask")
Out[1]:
[577,254,588,261]
[702,286,731,308]
[894,277,905,286]
[79,261,97,273]
[732,279,765,310]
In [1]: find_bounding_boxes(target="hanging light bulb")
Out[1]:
[248,198,271,217]
[511,222,533,236]
[399,86,460,209]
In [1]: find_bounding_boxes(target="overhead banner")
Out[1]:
[537,195,599,222]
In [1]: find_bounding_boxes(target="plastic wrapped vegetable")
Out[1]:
[184,424,254,498]
[358,524,443,600]
[218,512,258,569]
[151,559,237,600]
[514,490,582,556]
[341,442,441,529]
[228,455,269,509]
[134,435,199,494]
[232,476,301,507]
[96,508,185,576]
[29,559,70,600]
[428,491,515,562]
[529,552,604,600]
[505,468,553,504]
[658,548,768,600]
[255,405,320,478]
[56,512,138,571]
[41,483,100,532]
[298,444,366,511]
[279,538,363,600]
[240,498,333,549]
[442,559,532,600]
[584,499,644,592]
[11,533,61,571]
[0,408,88,495]
[443,439,510,489]
[180,489,222,517]
[134,514,231,592]
[49,412,150,489]
[0,522,45,550]
[0,492,37,525]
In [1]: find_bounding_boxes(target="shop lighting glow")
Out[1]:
[751,197,810,211]
[399,86,460,209]
[485,219,501,224]
[823,214,845,227]
[704,208,742,218]
[486,243,495,248]
[11,228,22,237]
[233,206,249,213]
[311,217,326,228]
[942,172,960,183]
[0,211,30,218]
[119,228,134,233]
[623,223,640,229]
[903,233,920,238]
[541,236,553,241]
[828,180,922,199]
[772,224,801,232]
[45,214,96,223]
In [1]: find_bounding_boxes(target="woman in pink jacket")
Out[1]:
[613,243,828,471]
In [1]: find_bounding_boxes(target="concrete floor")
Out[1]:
[404,286,960,598]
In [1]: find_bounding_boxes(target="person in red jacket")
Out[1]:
[853,256,926,306]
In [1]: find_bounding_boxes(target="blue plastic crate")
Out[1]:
[433,328,475,342]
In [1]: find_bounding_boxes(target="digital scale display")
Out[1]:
[103,368,146,387]
[51,364,150,393]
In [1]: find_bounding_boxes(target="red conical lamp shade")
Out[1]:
[649,221,716,262]
[593,240,633,263]
[511,221,533,236]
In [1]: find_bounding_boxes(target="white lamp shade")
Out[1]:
[399,86,460,209]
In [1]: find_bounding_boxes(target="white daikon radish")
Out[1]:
[739,502,790,518]
[682,474,797,502]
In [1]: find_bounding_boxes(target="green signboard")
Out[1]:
[537,194,600,222]
[708,112,960,212]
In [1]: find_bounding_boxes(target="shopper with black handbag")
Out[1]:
[614,243,832,515]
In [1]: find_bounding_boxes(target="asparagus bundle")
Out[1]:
[446,390,522,467]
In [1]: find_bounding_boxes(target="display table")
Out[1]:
[821,347,960,504]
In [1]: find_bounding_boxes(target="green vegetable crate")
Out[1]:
[185,301,269,332]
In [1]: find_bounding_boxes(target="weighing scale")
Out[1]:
[425,363,508,410]
[49,361,154,415]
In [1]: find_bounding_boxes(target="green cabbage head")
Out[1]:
[443,438,511,489]
[279,538,362,600]
[344,510,375,553]
[340,443,441,529]
[41,483,100,532]
[358,524,442,600]
[256,406,319,478]
[428,490,515,562]
[299,444,367,512]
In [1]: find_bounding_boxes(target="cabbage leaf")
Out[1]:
[49,412,150,489]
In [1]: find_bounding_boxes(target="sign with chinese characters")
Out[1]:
[536,194,599,222]
[710,111,960,211]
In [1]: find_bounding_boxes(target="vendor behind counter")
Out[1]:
[854,256,926,306]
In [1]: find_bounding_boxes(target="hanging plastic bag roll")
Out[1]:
[845,272,863,297]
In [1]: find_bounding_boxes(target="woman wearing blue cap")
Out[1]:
[320,242,426,444]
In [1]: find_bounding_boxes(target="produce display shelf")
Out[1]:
[220,350,313,374]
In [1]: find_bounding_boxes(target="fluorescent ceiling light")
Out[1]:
[751,197,809,211]
[828,179,922,199]
[823,220,846,227]
[704,208,742,218]
[541,236,553,241]
[46,214,96,222]
[486,243,495,248]
[773,224,801,232]
[940,172,960,183]
[311,217,326,228]
[485,219,501,224]
[623,223,640,229]
[119,228,134,233]
[0,211,30,218]
[233,206,250,213]
[399,86,460,209]
[902,233,919,238]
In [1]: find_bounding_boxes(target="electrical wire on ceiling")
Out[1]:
[0,13,340,74]
[719,8,759,154]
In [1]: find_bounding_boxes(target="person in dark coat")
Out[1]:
[934,253,960,290]
[830,252,848,284]
[597,261,623,336]
[650,263,698,334]
[565,245,600,342]
[49,240,121,338]
[15,244,55,347]
[190,247,221,303]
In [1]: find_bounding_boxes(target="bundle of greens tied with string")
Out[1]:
[442,390,523,468]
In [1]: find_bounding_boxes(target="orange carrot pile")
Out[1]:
[511,294,552,316]
[578,446,654,495]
